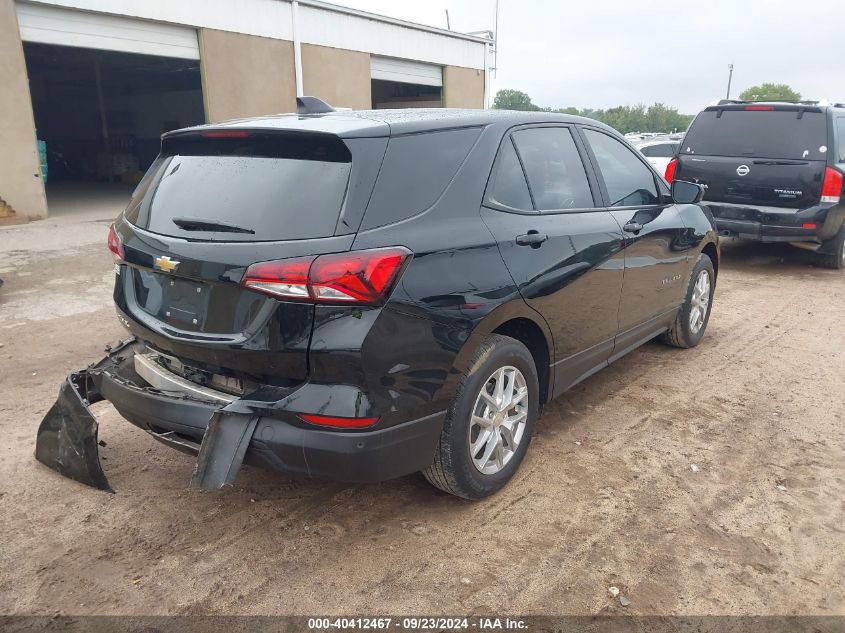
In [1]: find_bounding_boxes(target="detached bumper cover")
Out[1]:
[35,339,445,491]
[35,371,112,492]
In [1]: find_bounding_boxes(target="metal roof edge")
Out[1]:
[295,0,493,45]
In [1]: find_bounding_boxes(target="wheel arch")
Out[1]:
[449,301,554,407]
[701,240,719,278]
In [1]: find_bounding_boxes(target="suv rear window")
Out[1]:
[682,109,828,160]
[125,132,352,242]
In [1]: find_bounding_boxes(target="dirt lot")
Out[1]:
[1,212,843,616]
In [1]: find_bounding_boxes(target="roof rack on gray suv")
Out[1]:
[718,99,828,106]
[717,99,845,108]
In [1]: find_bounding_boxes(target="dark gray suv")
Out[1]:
[667,100,845,268]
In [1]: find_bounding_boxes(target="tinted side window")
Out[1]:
[512,128,594,210]
[362,127,482,229]
[584,129,659,207]
[488,137,533,210]
[838,118,845,162]
[641,143,675,158]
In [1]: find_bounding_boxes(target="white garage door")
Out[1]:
[16,3,199,60]
[371,56,442,87]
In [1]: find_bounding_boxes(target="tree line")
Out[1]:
[492,89,692,134]
[491,84,802,135]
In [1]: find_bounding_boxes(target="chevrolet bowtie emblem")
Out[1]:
[154,255,180,273]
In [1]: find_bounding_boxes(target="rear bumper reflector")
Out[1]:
[299,413,380,429]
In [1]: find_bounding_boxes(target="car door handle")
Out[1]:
[515,231,548,247]
[623,221,644,234]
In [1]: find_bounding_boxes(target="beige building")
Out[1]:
[0,0,491,219]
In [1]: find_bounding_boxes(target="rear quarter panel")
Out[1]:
[677,202,720,272]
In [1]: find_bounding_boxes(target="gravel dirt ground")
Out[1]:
[0,212,843,616]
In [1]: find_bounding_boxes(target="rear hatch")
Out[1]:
[677,105,829,209]
[115,128,384,387]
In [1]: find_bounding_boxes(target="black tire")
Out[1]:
[423,334,539,500]
[661,253,715,349]
[817,224,845,270]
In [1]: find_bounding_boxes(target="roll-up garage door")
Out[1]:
[16,3,199,60]
[370,56,442,87]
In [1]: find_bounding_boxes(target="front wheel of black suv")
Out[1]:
[818,224,845,270]
[661,253,715,349]
[423,334,539,500]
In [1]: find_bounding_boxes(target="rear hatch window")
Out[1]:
[682,108,828,160]
[677,107,829,209]
[125,132,352,241]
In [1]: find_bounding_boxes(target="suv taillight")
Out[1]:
[243,247,412,305]
[821,167,843,204]
[107,224,124,261]
[665,157,678,183]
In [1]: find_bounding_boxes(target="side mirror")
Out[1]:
[671,180,705,204]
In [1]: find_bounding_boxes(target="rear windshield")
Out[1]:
[682,109,828,160]
[125,132,351,242]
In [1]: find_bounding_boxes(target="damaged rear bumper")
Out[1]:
[35,339,444,491]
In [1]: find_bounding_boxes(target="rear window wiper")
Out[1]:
[171,217,255,234]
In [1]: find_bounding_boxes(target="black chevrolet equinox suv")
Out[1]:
[37,100,719,499]
[667,100,845,268]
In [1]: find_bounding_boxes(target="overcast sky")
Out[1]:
[329,0,843,113]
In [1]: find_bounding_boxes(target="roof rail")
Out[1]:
[296,96,335,115]
[716,98,830,107]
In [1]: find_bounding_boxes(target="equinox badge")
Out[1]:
[154,256,180,273]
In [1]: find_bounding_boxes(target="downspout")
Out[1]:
[292,0,304,97]
[483,38,490,109]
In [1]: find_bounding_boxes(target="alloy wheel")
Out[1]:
[689,269,711,334]
[468,366,528,475]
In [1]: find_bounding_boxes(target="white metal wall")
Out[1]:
[299,3,484,70]
[18,0,294,41]
[16,3,199,59]
[19,0,487,70]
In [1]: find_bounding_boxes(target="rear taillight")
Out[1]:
[242,247,411,305]
[243,257,312,300]
[821,167,843,204]
[665,157,678,183]
[107,224,124,261]
[744,105,774,111]
[310,249,408,302]
[299,413,379,429]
